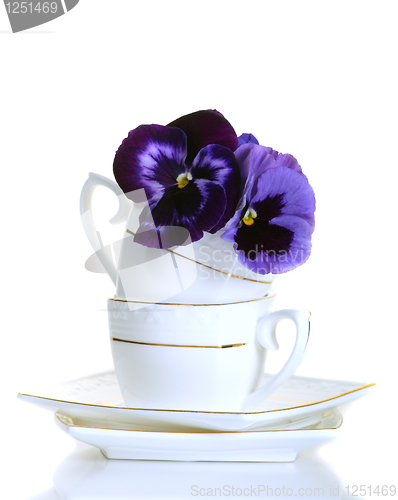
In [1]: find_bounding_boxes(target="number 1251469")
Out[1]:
[346,485,396,497]
[5,2,58,14]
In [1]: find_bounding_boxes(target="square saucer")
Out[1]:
[18,371,374,432]
[54,408,343,462]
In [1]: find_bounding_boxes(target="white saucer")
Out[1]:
[54,409,342,462]
[18,371,374,432]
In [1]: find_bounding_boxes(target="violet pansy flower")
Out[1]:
[221,144,315,274]
[113,111,241,248]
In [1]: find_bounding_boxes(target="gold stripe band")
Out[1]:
[110,337,247,349]
[108,293,276,307]
[125,229,273,284]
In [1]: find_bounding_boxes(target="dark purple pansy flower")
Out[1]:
[221,145,315,274]
[237,133,259,147]
[113,112,241,248]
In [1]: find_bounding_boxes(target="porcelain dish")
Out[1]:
[54,409,343,462]
[18,371,374,432]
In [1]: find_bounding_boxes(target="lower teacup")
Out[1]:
[108,295,311,412]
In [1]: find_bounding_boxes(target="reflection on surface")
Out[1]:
[27,488,61,500]
[26,445,349,499]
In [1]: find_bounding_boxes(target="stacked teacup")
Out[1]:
[81,173,311,413]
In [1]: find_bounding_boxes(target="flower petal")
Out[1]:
[234,144,304,204]
[273,152,302,173]
[113,124,187,202]
[167,110,238,165]
[251,166,315,228]
[234,217,294,257]
[234,143,256,186]
[139,179,227,246]
[220,210,243,239]
[191,144,241,232]
[237,133,259,147]
[234,216,313,274]
[249,145,302,175]
[233,143,276,205]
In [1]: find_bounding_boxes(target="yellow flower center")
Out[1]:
[176,172,193,189]
[242,208,257,226]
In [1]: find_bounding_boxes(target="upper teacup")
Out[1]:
[81,173,274,304]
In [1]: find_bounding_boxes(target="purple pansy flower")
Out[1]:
[221,144,315,274]
[113,111,241,248]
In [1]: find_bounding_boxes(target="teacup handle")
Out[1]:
[242,309,311,411]
[80,172,132,285]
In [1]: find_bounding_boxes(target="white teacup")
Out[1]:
[81,173,274,304]
[108,295,311,412]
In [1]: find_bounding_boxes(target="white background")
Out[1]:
[1,1,397,498]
